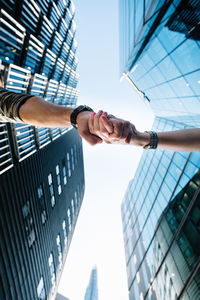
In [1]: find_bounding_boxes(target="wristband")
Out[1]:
[143,131,158,149]
[70,105,93,129]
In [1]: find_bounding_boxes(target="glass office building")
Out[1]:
[0,1,84,300]
[119,0,200,126]
[121,117,200,300]
[119,0,200,299]
[84,267,99,300]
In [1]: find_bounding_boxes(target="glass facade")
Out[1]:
[119,1,200,298]
[119,0,200,125]
[121,117,200,300]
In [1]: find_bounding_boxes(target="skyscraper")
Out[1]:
[84,267,99,300]
[121,117,200,299]
[119,0,200,126]
[0,1,83,299]
[56,293,70,300]
[119,0,200,299]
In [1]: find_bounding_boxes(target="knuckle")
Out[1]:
[94,113,100,119]
[101,128,107,134]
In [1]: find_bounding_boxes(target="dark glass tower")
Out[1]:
[119,1,200,299]
[0,1,84,300]
[84,267,99,300]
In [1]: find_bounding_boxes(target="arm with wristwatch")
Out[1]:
[0,88,101,145]
[0,89,199,151]
[88,111,200,152]
[19,97,102,145]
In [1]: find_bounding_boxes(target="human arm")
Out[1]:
[19,97,103,145]
[133,129,200,152]
[88,111,133,145]
[0,88,102,145]
[89,112,200,151]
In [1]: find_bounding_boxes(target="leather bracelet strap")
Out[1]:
[70,105,93,128]
[143,131,158,149]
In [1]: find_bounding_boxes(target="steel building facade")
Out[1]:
[119,0,200,299]
[0,130,85,300]
[0,1,84,299]
[0,0,79,172]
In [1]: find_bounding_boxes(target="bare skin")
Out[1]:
[88,111,200,152]
[19,96,102,146]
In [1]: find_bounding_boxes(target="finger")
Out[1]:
[93,110,103,134]
[125,124,135,144]
[125,132,132,144]
[101,114,114,134]
[81,130,103,146]
[104,139,112,144]
[110,121,123,139]
[122,121,130,139]
[99,114,110,138]
[88,111,95,134]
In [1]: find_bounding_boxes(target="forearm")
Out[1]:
[19,96,73,128]
[157,129,200,151]
[132,128,200,151]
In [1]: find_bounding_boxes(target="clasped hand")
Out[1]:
[88,110,137,145]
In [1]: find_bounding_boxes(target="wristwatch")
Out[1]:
[70,105,93,128]
[143,131,158,149]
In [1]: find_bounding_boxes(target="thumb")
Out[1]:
[101,115,114,134]
[81,131,103,145]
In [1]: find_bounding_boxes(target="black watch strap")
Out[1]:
[143,131,158,149]
[70,105,93,128]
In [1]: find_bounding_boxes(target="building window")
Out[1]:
[74,191,78,207]
[62,220,67,246]
[48,173,55,207]
[56,234,62,270]
[56,164,62,195]
[67,152,71,177]
[37,185,47,224]
[71,199,74,218]
[48,253,56,293]
[185,248,192,258]
[67,208,72,232]
[71,147,74,170]
[136,272,140,283]
[77,184,81,204]
[37,277,46,300]
[74,144,77,165]
[169,278,173,299]
[62,159,67,185]
[22,201,35,247]
[133,254,137,264]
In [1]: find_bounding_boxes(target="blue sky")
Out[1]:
[58,1,154,299]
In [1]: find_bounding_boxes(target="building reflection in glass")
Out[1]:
[152,170,200,300]
[121,117,200,300]
[119,1,200,298]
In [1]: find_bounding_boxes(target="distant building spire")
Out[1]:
[84,267,99,300]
